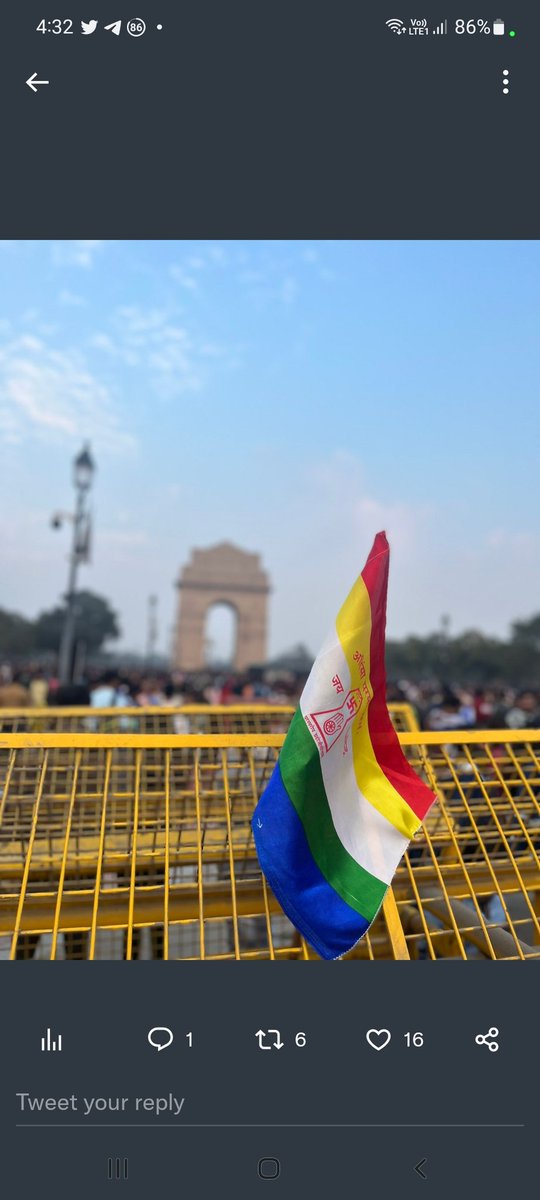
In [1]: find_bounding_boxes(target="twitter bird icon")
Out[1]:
[81,19,98,35]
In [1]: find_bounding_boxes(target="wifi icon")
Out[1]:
[386,19,405,34]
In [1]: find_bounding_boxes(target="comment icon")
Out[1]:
[148,1026,174,1052]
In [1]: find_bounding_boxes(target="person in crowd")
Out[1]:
[52,680,91,705]
[136,676,165,705]
[455,688,476,726]
[90,670,120,708]
[0,672,30,707]
[504,690,540,730]
[425,689,476,731]
[112,679,139,730]
[219,674,236,705]
[161,679,190,734]
[203,675,223,704]
[29,668,48,708]
[162,680,185,707]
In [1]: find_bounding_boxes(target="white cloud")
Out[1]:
[300,244,336,282]
[169,245,230,291]
[117,306,202,393]
[90,304,239,397]
[20,308,58,338]
[237,245,340,308]
[58,289,86,307]
[51,240,106,269]
[275,454,539,645]
[239,265,300,308]
[258,446,540,651]
[217,449,433,654]
[169,265,199,291]
[297,451,429,575]
[89,332,116,353]
[0,334,134,452]
[206,245,228,265]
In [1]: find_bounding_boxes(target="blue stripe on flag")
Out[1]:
[252,761,370,960]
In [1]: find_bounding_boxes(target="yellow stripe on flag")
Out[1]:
[336,575,420,840]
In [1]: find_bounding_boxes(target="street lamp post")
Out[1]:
[146,594,158,665]
[55,444,95,684]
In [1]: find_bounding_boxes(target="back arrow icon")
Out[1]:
[414,1158,428,1181]
[26,73,50,92]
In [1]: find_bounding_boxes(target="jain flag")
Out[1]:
[252,532,436,959]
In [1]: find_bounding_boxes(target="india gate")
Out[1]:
[172,542,270,671]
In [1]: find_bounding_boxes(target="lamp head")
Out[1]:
[74,443,95,491]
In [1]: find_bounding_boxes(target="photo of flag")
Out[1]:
[252,532,437,959]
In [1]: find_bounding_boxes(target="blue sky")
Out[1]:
[0,240,538,659]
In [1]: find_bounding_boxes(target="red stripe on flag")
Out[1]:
[362,531,435,822]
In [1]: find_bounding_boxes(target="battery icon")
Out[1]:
[493,19,505,35]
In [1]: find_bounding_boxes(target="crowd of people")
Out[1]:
[0,663,298,710]
[388,680,540,731]
[0,661,539,731]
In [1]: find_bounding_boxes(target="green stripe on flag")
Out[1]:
[279,711,388,921]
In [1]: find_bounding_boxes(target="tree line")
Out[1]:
[0,592,120,658]
[386,614,540,686]
[1,593,539,685]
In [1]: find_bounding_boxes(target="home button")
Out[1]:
[258,1158,281,1180]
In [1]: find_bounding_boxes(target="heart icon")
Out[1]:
[366,1028,391,1051]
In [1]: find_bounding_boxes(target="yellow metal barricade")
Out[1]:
[0,702,417,735]
[386,702,420,733]
[0,705,295,735]
[1,730,538,961]
[390,731,540,960]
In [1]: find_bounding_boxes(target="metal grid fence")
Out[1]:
[393,732,540,960]
[385,702,420,733]
[0,705,295,736]
[1,729,538,961]
[0,701,419,735]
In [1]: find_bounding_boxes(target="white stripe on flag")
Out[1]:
[299,630,408,885]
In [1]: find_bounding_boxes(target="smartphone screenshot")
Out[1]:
[1,5,538,1197]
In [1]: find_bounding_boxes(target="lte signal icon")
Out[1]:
[41,1028,63,1052]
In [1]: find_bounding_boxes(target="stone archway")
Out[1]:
[172,542,270,672]
[203,600,237,666]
